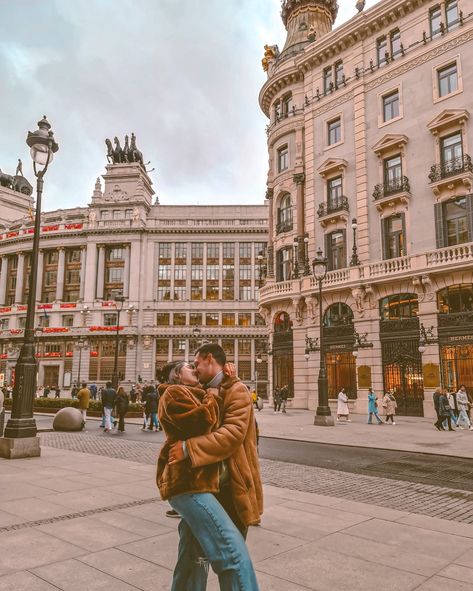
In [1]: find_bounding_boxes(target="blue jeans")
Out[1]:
[368,411,382,424]
[169,493,259,591]
[149,412,159,429]
[456,409,471,428]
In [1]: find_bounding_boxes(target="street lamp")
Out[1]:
[350,218,361,266]
[76,338,86,385]
[2,117,58,450]
[111,294,126,390]
[312,248,334,426]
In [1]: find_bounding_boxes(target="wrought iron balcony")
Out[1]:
[276,220,293,235]
[317,196,349,218]
[428,155,473,183]
[373,176,410,200]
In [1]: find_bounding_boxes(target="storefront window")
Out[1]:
[437,284,473,314]
[380,293,419,320]
[324,303,353,327]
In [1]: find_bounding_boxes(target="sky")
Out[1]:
[0,0,378,210]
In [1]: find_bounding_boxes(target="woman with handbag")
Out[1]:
[367,388,383,425]
[382,390,397,425]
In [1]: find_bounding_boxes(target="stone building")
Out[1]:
[258,0,473,417]
[0,157,268,393]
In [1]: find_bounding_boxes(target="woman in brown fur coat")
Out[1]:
[157,361,259,591]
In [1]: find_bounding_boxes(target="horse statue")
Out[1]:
[129,133,144,166]
[123,135,130,163]
[105,138,114,164]
[0,168,15,190]
[113,137,124,163]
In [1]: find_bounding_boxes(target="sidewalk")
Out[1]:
[256,407,473,459]
[2,447,473,590]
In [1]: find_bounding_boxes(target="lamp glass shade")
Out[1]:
[352,350,359,358]
[304,352,310,360]
[30,144,52,166]
[418,344,426,354]
[312,262,326,280]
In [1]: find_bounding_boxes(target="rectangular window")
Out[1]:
[327,118,341,146]
[441,132,463,168]
[63,290,79,303]
[108,248,124,261]
[124,209,133,219]
[62,315,74,327]
[239,286,252,301]
[323,66,333,93]
[384,214,405,259]
[207,243,219,261]
[446,0,459,30]
[173,286,186,300]
[222,339,235,358]
[222,313,235,326]
[384,155,402,188]
[445,197,468,246]
[276,247,292,282]
[44,250,58,265]
[191,265,203,280]
[282,93,293,116]
[327,231,346,271]
[157,286,171,301]
[66,249,81,263]
[156,313,170,326]
[174,265,186,281]
[438,63,458,97]
[159,243,172,260]
[335,61,344,87]
[190,313,202,325]
[156,339,169,355]
[173,313,186,326]
[113,210,122,220]
[172,339,186,356]
[239,339,252,355]
[38,315,49,328]
[377,36,388,66]
[106,267,123,283]
[239,243,251,260]
[66,270,81,284]
[104,313,117,326]
[101,210,110,220]
[277,145,289,172]
[430,5,442,38]
[206,313,219,326]
[0,318,8,330]
[382,90,400,122]
[390,29,401,58]
[238,313,251,327]
[328,176,343,204]
[175,243,187,261]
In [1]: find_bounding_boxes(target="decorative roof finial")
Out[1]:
[356,0,365,12]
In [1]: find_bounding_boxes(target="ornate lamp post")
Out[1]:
[111,294,126,390]
[76,338,86,385]
[312,249,334,426]
[1,117,58,457]
[350,218,361,266]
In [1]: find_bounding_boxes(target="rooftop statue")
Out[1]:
[0,165,33,196]
[105,134,145,167]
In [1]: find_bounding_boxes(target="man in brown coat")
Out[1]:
[77,382,91,426]
[169,343,263,536]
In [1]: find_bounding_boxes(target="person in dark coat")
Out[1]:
[145,385,160,431]
[115,386,130,433]
[435,389,455,431]
[101,381,117,433]
[433,388,443,430]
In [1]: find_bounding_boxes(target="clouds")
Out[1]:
[0,0,378,210]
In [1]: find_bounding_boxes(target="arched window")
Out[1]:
[274,311,292,333]
[324,303,353,327]
[276,194,293,234]
[437,284,473,314]
[380,293,419,320]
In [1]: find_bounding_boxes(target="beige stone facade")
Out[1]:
[259,0,473,417]
[0,163,268,393]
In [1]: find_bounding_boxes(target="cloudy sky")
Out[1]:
[0,0,377,210]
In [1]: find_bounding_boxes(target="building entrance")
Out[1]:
[272,312,294,397]
[326,352,357,399]
[440,345,473,399]
[43,365,60,388]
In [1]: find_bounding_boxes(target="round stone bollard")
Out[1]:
[53,407,84,431]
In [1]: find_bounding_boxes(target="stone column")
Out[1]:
[293,173,306,270]
[55,247,66,301]
[417,292,440,419]
[122,245,131,299]
[266,188,274,278]
[83,243,97,303]
[250,242,256,300]
[353,83,369,264]
[234,242,240,300]
[0,257,7,305]
[14,253,25,304]
[202,243,207,300]
[35,250,44,303]
[96,245,105,300]
[218,242,223,300]
[79,246,86,301]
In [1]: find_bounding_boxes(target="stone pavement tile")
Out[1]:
[0,498,73,522]
[415,576,473,590]
[0,509,24,527]
[256,543,425,590]
[396,514,473,539]
[36,515,144,551]
[0,482,57,502]
[455,548,473,567]
[281,500,372,530]
[342,519,473,560]
[63,474,111,488]
[79,548,172,590]
[247,526,309,563]
[0,529,84,575]
[94,509,174,537]
[119,503,177,527]
[0,571,59,591]
[312,531,448,577]
[32,558,139,590]
[330,499,412,522]
[94,470,150,483]
[207,571,311,591]
[45,488,136,511]
[32,477,97,493]
[118,531,179,570]
[259,505,340,541]
[262,493,292,509]
[99,481,159,500]
[439,565,473,585]
[263,485,341,507]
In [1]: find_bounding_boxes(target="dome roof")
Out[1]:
[281,0,338,27]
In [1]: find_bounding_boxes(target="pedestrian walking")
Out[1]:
[130,384,137,403]
[43,385,50,398]
[435,389,455,431]
[77,382,91,427]
[101,381,117,433]
[36,386,44,398]
[251,389,258,410]
[382,390,397,424]
[145,385,160,431]
[456,385,473,430]
[433,387,443,430]
[280,385,288,413]
[115,386,130,433]
[273,388,281,413]
[367,388,383,424]
[337,388,350,422]
[71,384,78,399]
[89,383,98,401]
[447,389,459,426]
[165,343,262,590]
[54,385,61,398]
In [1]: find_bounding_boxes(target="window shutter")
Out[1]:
[342,229,347,267]
[434,202,445,249]
[381,218,388,260]
[466,194,473,243]
[401,213,407,256]
[325,233,331,270]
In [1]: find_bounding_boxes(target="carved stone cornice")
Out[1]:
[293,173,305,185]
[266,188,274,200]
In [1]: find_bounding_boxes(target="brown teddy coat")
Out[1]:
[186,376,263,526]
[156,384,220,501]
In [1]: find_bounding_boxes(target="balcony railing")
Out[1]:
[428,155,473,183]
[373,176,410,200]
[317,196,349,218]
[276,220,293,235]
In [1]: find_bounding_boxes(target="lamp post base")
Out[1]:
[314,415,335,427]
[0,436,41,459]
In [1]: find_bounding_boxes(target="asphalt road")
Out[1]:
[29,413,473,493]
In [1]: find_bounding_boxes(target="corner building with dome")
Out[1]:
[258,0,473,417]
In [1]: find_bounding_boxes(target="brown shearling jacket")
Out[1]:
[156,384,220,501]
[185,376,263,526]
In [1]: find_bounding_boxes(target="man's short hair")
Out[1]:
[195,343,226,367]
[82,382,87,388]
[106,381,112,388]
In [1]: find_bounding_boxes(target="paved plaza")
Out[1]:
[2,436,473,589]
